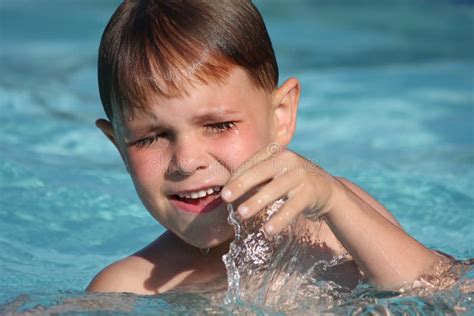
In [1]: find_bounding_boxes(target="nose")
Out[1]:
[167,134,209,175]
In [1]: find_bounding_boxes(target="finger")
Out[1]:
[237,170,300,219]
[228,142,285,183]
[221,149,290,203]
[263,185,310,236]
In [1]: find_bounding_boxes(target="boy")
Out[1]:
[87,0,448,295]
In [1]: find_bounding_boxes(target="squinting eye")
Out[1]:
[206,121,236,132]
[134,134,166,149]
[134,137,157,149]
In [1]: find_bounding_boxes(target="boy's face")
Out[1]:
[103,68,297,248]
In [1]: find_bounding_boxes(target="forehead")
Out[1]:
[119,67,268,123]
[109,46,233,123]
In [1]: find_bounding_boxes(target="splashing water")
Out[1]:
[0,204,472,315]
[222,198,352,311]
[222,198,287,305]
[221,199,474,313]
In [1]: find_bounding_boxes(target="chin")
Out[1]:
[182,228,234,249]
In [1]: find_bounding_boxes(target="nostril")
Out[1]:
[169,157,210,175]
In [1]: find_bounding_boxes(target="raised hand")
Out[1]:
[221,142,342,235]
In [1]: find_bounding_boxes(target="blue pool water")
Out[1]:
[1,0,473,314]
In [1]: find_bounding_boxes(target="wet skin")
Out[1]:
[89,67,446,294]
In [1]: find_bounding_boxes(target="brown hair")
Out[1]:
[98,0,279,122]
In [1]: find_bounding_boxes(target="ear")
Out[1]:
[271,77,301,146]
[95,118,130,173]
[95,118,118,146]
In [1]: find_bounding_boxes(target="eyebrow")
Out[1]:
[191,108,240,125]
[129,124,163,136]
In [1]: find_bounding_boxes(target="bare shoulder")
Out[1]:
[86,254,155,294]
[86,231,186,295]
[336,176,402,228]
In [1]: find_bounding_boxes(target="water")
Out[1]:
[223,199,351,311]
[222,200,473,314]
[1,0,473,314]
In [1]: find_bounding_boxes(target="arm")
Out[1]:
[221,146,447,290]
[336,177,401,228]
[323,177,444,289]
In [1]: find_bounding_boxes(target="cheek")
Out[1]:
[126,149,167,188]
[215,123,272,172]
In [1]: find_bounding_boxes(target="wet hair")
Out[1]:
[98,0,279,122]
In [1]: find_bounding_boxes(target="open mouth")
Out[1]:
[168,186,224,214]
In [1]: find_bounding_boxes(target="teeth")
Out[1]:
[177,186,222,200]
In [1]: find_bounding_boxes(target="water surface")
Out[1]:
[1,0,473,314]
